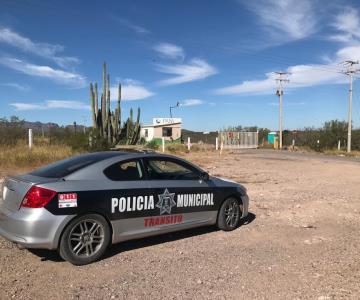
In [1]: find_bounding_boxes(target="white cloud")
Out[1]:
[268,101,305,106]
[180,99,205,107]
[215,64,346,96]
[330,7,360,44]
[157,58,217,86]
[336,46,360,62]
[1,82,30,91]
[214,43,360,96]
[109,80,154,101]
[0,57,86,87]
[287,64,345,87]
[242,0,316,42]
[215,73,276,95]
[10,100,90,111]
[44,100,90,110]
[10,103,44,110]
[53,56,81,69]
[0,27,80,68]
[153,43,185,60]
[116,18,150,34]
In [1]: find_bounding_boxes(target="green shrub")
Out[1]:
[145,140,159,150]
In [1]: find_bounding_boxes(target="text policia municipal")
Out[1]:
[111,192,214,213]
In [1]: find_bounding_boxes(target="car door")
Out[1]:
[102,158,155,242]
[143,157,218,231]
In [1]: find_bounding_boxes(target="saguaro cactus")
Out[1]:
[90,62,141,145]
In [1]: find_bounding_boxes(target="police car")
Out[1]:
[0,151,249,265]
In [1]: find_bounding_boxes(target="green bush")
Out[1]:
[145,140,159,150]
[0,116,27,146]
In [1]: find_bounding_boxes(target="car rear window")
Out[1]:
[30,152,121,178]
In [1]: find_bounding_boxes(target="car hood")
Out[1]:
[210,176,247,193]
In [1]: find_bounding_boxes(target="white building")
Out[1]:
[140,118,182,142]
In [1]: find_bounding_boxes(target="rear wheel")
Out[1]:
[217,198,241,231]
[59,214,110,265]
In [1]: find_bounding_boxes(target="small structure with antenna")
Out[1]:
[170,101,180,118]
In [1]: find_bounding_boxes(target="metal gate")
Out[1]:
[219,131,258,149]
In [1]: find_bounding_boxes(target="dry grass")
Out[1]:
[324,149,360,157]
[0,143,82,175]
[1,141,358,178]
[166,143,215,154]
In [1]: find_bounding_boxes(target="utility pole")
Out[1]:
[170,101,179,118]
[342,61,359,153]
[274,72,290,149]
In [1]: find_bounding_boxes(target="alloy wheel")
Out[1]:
[68,219,105,257]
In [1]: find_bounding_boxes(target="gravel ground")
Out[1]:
[1,149,360,299]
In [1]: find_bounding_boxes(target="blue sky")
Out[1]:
[1,0,360,131]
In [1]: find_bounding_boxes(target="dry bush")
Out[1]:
[324,149,360,157]
[191,143,215,152]
[166,143,215,154]
[0,142,82,172]
[166,144,188,153]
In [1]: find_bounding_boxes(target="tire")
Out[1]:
[59,214,111,265]
[217,197,241,231]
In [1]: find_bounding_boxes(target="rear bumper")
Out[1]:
[0,207,75,250]
[241,194,249,218]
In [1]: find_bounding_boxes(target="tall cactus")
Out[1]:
[101,63,107,137]
[94,82,98,122]
[90,83,96,128]
[131,107,141,145]
[117,83,121,128]
[90,62,141,145]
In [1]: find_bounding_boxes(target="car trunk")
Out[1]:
[0,174,59,213]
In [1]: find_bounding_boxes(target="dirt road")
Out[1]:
[1,150,360,299]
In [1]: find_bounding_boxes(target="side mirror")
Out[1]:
[200,172,209,182]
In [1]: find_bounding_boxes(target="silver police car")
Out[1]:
[0,151,249,265]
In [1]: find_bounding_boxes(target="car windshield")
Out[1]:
[30,152,120,178]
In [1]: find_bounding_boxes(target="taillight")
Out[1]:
[21,186,57,208]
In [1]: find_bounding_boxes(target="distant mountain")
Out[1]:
[23,121,59,132]
[22,121,86,133]
[16,120,207,138]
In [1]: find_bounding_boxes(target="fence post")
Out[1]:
[338,140,341,151]
[162,137,165,152]
[187,137,191,151]
[28,129,33,149]
[215,137,219,150]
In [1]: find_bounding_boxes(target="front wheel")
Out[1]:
[59,214,111,265]
[217,198,241,231]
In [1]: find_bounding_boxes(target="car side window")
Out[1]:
[104,160,143,181]
[145,159,199,180]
